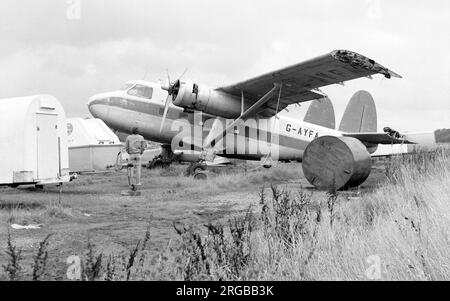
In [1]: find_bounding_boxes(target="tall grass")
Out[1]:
[2,232,52,281]
[0,198,72,226]
[164,149,450,280]
[1,149,449,280]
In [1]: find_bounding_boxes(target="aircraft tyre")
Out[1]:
[149,157,170,169]
[193,172,208,180]
[186,162,207,177]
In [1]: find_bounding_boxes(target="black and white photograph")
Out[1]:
[0,0,449,287]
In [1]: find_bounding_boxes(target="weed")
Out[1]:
[82,239,103,281]
[2,230,23,281]
[32,234,53,281]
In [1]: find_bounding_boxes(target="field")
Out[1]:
[0,150,449,281]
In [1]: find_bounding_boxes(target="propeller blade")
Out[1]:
[166,69,171,84]
[178,68,188,81]
[160,94,172,132]
[162,79,170,91]
[161,69,172,91]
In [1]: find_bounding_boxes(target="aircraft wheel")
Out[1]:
[194,172,208,181]
[149,158,169,169]
[186,163,207,176]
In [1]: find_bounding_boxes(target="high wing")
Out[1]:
[216,50,401,118]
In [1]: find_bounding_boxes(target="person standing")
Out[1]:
[125,127,147,187]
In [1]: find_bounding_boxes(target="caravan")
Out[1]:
[67,118,122,172]
[0,95,70,187]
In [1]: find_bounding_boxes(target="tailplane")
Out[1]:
[339,90,377,133]
[304,97,336,129]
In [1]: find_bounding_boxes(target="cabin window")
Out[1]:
[192,83,199,94]
[127,85,153,99]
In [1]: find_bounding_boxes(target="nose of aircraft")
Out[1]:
[87,93,110,119]
[87,95,99,118]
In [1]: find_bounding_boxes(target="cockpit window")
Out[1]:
[127,85,153,99]
[120,83,135,91]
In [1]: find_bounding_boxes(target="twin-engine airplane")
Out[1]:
[88,50,435,190]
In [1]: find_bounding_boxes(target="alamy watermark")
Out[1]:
[365,255,382,280]
[66,255,82,280]
[366,0,383,20]
[169,112,282,161]
[66,0,82,20]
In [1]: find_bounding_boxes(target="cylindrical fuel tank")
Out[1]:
[302,136,372,190]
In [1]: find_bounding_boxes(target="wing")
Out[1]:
[371,130,450,157]
[343,133,415,145]
[216,50,401,117]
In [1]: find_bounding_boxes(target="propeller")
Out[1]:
[159,68,188,132]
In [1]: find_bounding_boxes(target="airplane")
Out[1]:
[88,49,438,190]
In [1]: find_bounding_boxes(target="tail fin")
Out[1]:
[304,97,336,129]
[339,91,377,133]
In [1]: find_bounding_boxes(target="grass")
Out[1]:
[0,150,449,281]
[157,162,302,193]
[0,199,73,226]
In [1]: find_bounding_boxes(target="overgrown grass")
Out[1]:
[0,199,72,225]
[159,149,450,280]
[1,149,449,281]
[1,231,52,281]
[169,164,302,193]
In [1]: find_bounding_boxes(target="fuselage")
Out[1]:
[88,80,342,161]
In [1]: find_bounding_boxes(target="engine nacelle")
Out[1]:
[302,136,372,190]
[172,80,244,118]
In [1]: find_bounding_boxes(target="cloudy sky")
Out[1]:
[0,0,449,132]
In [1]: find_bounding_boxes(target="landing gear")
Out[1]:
[261,155,274,169]
[148,144,179,169]
[185,162,208,180]
[193,172,208,180]
[149,158,170,169]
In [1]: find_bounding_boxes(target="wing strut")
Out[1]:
[201,83,282,161]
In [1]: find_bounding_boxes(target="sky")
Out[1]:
[0,0,449,132]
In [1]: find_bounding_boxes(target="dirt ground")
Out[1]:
[0,161,387,280]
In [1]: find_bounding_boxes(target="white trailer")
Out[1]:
[66,118,122,172]
[0,95,70,187]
